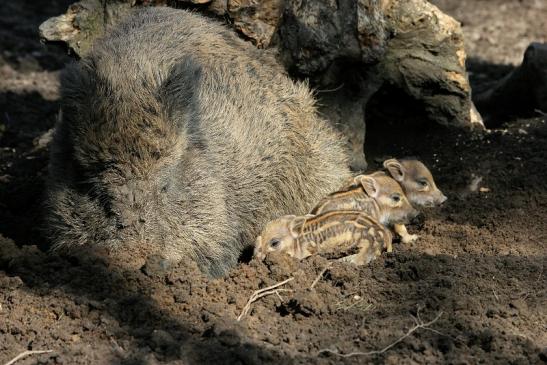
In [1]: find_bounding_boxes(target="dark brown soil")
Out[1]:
[1,1,546,364]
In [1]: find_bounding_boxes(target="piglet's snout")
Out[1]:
[439,194,448,204]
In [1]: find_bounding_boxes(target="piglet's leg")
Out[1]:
[385,239,393,253]
[340,245,378,265]
[338,253,371,266]
[394,224,418,244]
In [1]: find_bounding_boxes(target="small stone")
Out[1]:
[141,255,171,277]
[424,248,437,256]
[71,334,81,342]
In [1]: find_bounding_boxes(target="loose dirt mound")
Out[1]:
[1,0,546,364]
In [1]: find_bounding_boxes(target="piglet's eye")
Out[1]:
[418,179,429,187]
[391,194,401,202]
[269,239,281,249]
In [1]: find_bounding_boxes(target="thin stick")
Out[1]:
[492,289,500,301]
[318,312,443,357]
[336,299,370,312]
[237,277,294,321]
[310,264,332,289]
[315,83,345,93]
[4,350,53,365]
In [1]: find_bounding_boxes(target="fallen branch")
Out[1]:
[318,310,443,357]
[310,264,332,289]
[4,350,53,365]
[237,277,294,321]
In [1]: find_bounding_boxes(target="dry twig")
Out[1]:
[310,264,332,289]
[318,310,443,357]
[4,350,53,365]
[237,277,294,321]
[492,288,500,302]
[315,83,345,93]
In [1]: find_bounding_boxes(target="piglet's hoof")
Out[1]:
[401,234,419,244]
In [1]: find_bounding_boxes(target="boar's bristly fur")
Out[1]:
[45,8,350,277]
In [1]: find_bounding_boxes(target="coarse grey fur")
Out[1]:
[45,7,351,277]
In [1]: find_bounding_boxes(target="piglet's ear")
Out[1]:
[359,176,379,197]
[383,159,405,182]
[289,216,307,238]
[345,175,363,189]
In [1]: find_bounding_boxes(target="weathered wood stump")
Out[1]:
[39,0,484,170]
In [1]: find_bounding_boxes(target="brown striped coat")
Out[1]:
[254,211,392,265]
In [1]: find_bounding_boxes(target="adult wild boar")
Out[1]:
[46,7,350,276]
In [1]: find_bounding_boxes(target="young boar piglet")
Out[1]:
[311,172,418,251]
[254,211,391,265]
[383,158,447,243]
